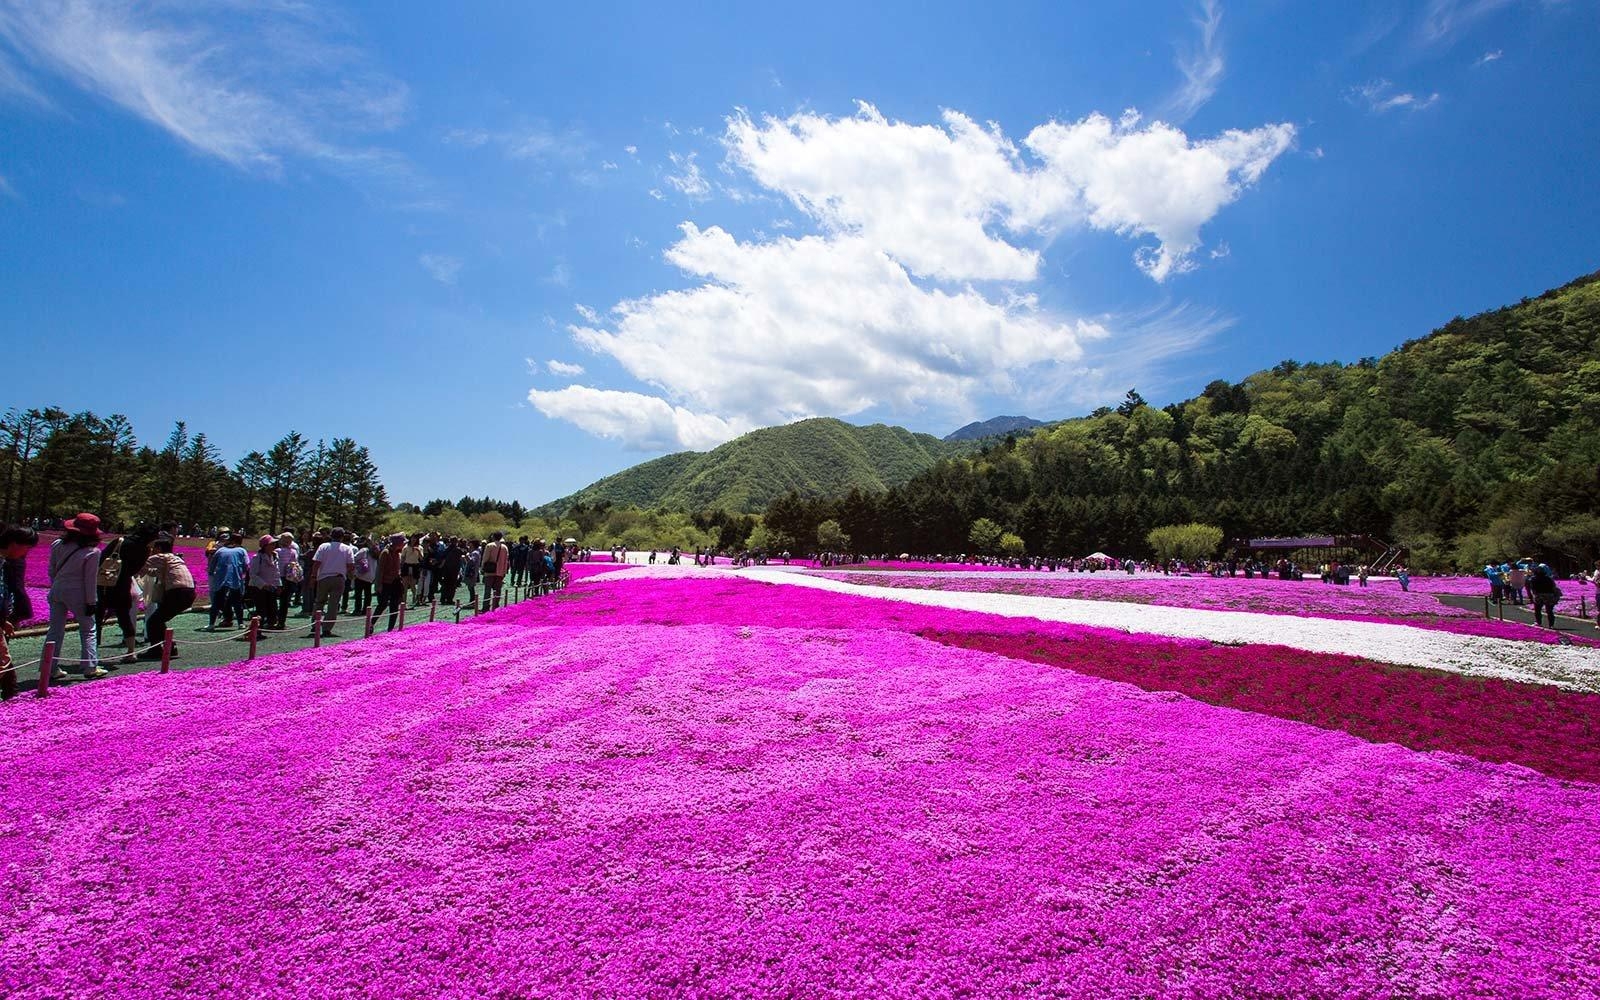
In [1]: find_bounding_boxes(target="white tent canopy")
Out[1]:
[1086,551,1115,561]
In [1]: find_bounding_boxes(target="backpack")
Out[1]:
[97,548,123,588]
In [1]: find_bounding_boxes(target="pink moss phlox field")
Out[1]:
[4,576,1600,998]
[813,571,1596,645]
[501,576,1600,783]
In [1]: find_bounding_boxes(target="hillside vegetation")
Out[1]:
[945,415,1045,441]
[761,270,1600,570]
[538,418,967,515]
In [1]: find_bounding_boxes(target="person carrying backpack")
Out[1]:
[1527,564,1562,629]
[481,532,509,601]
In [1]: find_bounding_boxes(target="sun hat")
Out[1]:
[259,534,276,548]
[278,531,295,543]
[62,512,102,539]
[389,532,406,544]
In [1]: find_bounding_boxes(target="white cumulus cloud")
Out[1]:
[726,102,1293,283]
[546,359,585,376]
[527,386,753,452]
[533,102,1293,450]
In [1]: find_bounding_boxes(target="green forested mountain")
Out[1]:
[945,415,1045,441]
[538,418,967,514]
[760,270,1600,571]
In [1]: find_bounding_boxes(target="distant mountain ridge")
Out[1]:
[537,417,969,514]
[944,415,1045,441]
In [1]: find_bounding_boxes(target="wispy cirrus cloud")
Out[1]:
[0,1,410,180]
[663,151,711,199]
[419,253,463,285]
[1418,0,1518,44]
[1164,0,1225,122]
[1348,79,1440,113]
[1474,49,1504,66]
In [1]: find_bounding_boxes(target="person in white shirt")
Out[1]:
[309,527,356,637]
[351,538,379,614]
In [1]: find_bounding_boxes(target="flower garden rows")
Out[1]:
[811,569,1597,646]
[2,569,1596,997]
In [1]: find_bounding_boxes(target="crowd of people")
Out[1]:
[1485,561,1570,628]
[200,528,576,640]
[0,514,579,691]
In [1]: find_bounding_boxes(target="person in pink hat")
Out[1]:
[45,513,105,679]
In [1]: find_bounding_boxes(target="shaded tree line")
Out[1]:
[0,408,390,535]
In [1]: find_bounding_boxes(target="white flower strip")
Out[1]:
[725,567,1600,694]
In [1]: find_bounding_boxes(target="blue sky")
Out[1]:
[2,1,1596,506]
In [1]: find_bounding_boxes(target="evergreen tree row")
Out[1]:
[0,409,389,535]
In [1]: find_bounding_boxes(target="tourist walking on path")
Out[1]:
[310,528,356,638]
[481,532,509,600]
[139,533,196,659]
[1527,564,1562,629]
[1507,563,1528,606]
[209,533,249,630]
[100,524,154,665]
[275,532,301,630]
[94,534,135,664]
[373,534,405,632]
[248,536,282,632]
[401,534,423,607]
[439,539,463,606]
[0,524,39,699]
[352,539,379,614]
[462,541,482,607]
[45,513,104,679]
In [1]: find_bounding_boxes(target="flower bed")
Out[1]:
[3,572,1598,997]
[811,571,1595,645]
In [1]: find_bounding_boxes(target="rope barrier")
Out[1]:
[46,636,171,665]
[10,568,567,695]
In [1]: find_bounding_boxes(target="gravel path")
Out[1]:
[730,567,1600,693]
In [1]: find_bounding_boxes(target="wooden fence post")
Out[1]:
[160,629,174,674]
[248,616,260,661]
[37,641,55,697]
